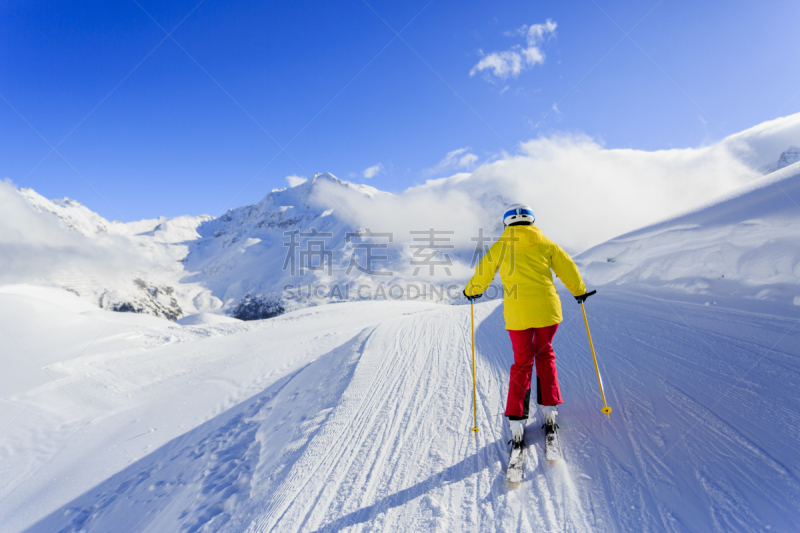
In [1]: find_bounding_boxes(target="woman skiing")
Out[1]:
[463,203,591,447]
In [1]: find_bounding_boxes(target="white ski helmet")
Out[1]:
[503,204,535,226]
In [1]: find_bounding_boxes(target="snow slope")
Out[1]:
[578,161,800,304]
[4,284,799,532]
[0,285,436,531]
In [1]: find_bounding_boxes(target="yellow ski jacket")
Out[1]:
[464,225,586,330]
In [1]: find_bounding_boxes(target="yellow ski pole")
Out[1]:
[578,291,612,418]
[470,300,480,438]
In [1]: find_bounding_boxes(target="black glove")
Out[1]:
[574,290,597,304]
[463,288,483,302]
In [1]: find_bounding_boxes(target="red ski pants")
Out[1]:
[504,324,562,419]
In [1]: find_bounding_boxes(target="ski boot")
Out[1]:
[541,405,558,434]
[509,419,525,444]
[541,405,561,463]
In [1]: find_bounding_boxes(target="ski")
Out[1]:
[544,421,561,463]
[505,438,525,485]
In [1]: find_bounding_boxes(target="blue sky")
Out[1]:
[2,0,799,221]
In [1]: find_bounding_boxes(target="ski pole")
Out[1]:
[578,291,612,418]
[470,300,479,438]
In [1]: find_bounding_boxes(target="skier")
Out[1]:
[463,204,591,454]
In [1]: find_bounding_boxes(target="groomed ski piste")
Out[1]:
[3,284,799,532]
[2,163,800,531]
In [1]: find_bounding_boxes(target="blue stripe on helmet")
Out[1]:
[504,207,534,219]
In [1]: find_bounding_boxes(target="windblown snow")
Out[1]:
[2,114,800,532]
[578,161,800,305]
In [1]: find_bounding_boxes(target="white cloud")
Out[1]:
[471,20,557,81]
[312,112,800,254]
[426,148,479,175]
[363,164,383,179]
[0,182,153,285]
[460,153,479,167]
[286,175,307,187]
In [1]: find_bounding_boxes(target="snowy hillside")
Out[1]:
[577,161,800,305]
[6,185,216,319]
[2,284,799,532]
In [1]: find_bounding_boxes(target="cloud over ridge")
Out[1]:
[316,113,800,253]
[425,148,479,175]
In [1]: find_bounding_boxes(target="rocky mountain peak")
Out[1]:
[761,146,800,174]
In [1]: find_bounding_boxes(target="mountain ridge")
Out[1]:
[5,138,800,319]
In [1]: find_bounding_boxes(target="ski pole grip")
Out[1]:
[576,290,597,304]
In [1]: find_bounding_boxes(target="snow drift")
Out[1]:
[577,160,800,305]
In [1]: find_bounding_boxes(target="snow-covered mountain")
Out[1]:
[11,186,215,320]
[760,146,800,174]
[5,173,506,321]
[577,161,800,305]
[13,157,800,322]
[182,174,409,313]
[3,113,800,321]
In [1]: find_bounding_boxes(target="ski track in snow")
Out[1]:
[13,289,800,532]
